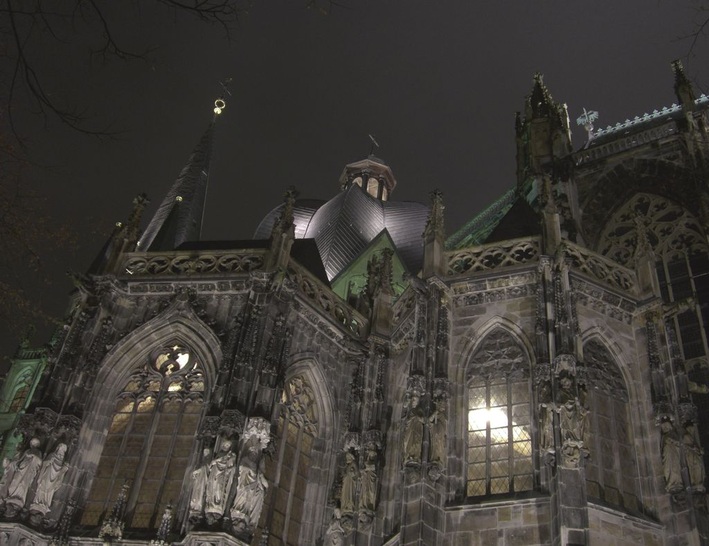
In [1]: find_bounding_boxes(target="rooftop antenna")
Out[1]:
[368,134,380,156]
[576,107,599,147]
[213,77,233,117]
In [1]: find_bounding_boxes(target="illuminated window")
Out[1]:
[466,329,533,498]
[467,379,532,496]
[82,345,204,530]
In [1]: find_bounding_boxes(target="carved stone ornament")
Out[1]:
[204,439,236,525]
[342,432,360,453]
[403,389,425,467]
[339,450,359,515]
[230,431,270,536]
[553,354,577,377]
[198,416,221,439]
[659,418,683,494]
[359,447,379,526]
[0,438,43,518]
[17,409,59,441]
[242,417,271,448]
[29,443,69,523]
[188,448,212,525]
[428,379,449,481]
[468,329,528,382]
[323,508,346,546]
[281,375,318,435]
[219,409,245,437]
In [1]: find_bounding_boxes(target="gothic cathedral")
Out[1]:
[1,62,709,545]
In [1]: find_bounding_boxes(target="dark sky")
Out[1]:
[5,0,709,357]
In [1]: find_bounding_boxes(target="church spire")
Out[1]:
[137,92,228,251]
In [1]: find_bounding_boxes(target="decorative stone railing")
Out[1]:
[286,264,368,339]
[573,120,677,166]
[562,242,637,293]
[119,250,267,277]
[446,237,540,276]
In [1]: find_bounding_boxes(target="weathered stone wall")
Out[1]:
[445,498,552,545]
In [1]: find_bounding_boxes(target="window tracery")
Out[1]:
[581,339,639,512]
[257,373,320,545]
[466,329,533,497]
[81,344,205,530]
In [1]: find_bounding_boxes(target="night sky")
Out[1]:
[5,1,709,357]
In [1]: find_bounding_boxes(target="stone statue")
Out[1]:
[323,508,345,546]
[660,420,683,493]
[204,439,236,525]
[429,391,447,466]
[359,448,378,513]
[539,381,554,453]
[683,423,705,491]
[340,451,358,514]
[231,437,269,532]
[557,375,589,444]
[188,448,212,523]
[0,438,43,517]
[29,443,68,517]
[403,393,425,465]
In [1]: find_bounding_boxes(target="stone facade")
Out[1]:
[1,62,709,545]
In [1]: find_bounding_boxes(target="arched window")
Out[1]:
[466,329,533,497]
[367,178,379,198]
[8,383,30,413]
[582,339,639,512]
[255,374,319,545]
[81,345,205,530]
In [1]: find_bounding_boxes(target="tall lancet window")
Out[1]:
[466,329,533,497]
[82,345,205,529]
[581,339,638,512]
[256,374,319,545]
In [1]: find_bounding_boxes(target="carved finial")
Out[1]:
[150,504,173,546]
[424,189,445,239]
[99,482,130,543]
[49,499,76,546]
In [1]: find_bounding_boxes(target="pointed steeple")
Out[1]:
[138,90,230,252]
[137,122,215,251]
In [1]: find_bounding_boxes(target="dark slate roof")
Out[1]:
[484,198,541,243]
[302,185,428,280]
[254,186,429,281]
[253,199,326,240]
[138,122,214,251]
[446,188,516,249]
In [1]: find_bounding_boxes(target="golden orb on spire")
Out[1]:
[214,99,226,115]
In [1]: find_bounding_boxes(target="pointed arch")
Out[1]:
[91,302,221,404]
[462,320,534,498]
[255,357,336,545]
[76,300,222,531]
[579,332,640,513]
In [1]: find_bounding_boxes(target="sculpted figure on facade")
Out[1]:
[231,417,271,534]
[660,418,683,493]
[188,448,212,523]
[556,370,589,467]
[28,443,68,521]
[538,379,554,454]
[204,439,236,525]
[359,448,378,515]
[0,438,42,518]
[683,422,705,491]
[428,380,448,480]
[402,376,426,466]
[340,450,358,514]
[323,508,345,546]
